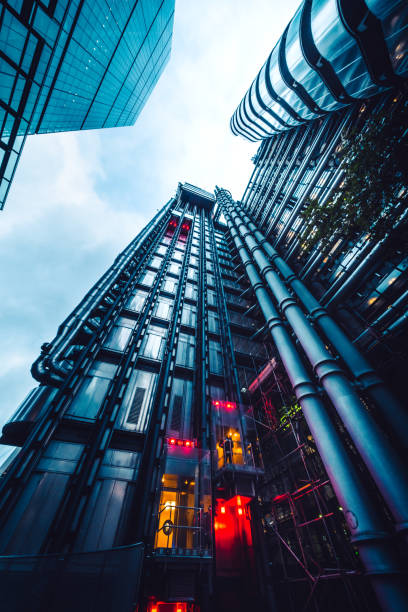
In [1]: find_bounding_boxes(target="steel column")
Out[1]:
[219,194,408,610]
[217,189,408,537]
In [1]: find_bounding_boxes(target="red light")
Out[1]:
[220,506,226,514]
[167,437,194,448]
[237,496,242,506]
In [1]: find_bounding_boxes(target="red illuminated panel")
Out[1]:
[167,437,195,448]
[148,603,187,612]
[214,496,253,577]
[211,399,236,411]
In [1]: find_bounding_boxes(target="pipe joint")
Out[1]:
[314,358,346,382]
[276,294,298,314]
[292,380,320,403]
[308,305,327,320]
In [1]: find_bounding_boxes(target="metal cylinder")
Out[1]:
[219,196,408,609]
[235,204,408,450]
[218,190,408,536]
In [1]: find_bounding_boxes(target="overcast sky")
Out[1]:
[0,0,300,458]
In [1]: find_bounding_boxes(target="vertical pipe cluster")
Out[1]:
[216,187,408,611]
[235,201,408,450]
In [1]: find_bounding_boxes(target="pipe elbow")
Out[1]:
[30,357,64,387]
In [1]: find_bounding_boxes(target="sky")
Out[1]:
[0,0,300,459]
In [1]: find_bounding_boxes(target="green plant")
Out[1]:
[299,97,408,253]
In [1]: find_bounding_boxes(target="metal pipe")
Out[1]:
[31,199,173,384]
[218,190,408,535]
[258,129,306,227]
[234,203,408,449]
[322,206,408,307]
[355,289,408,346]
[273,112,352,247]
[219,195,408,610]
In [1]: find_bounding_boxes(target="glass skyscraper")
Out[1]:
[0,0,175,209]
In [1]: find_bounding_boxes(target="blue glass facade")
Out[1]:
[231,0,408,141]
[0,0,175,208]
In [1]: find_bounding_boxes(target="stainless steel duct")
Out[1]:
[217,189,408,536]
[219,192,408,610]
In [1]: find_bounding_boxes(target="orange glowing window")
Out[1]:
[220,506,226,514]
[237,507,243,516]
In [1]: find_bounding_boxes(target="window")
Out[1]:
[208,311,220,334]
[209,340,223,375]
[156,245,167,255]
[176,333,195,368]
[207,273,215,287]
[118,369,157,432]
[207,289,217,306]
[154,297,173,320]
[104,317,136,351]
[0,442,84,553]
[140,270,156,287]
[162,236,172,245]
[206,261,214,273]
[191,247,199,256]
[188,268,198,282]
[173,250,183,262]
[167,379,193,439]
[74,449,141,552]
[169,262,181,276]
[190,256,198,266]
[141,325,167,360]
[163,276,178,294]
[185,282,198,301]
[127,290,147,312]
[67,362,117,420]
[149,256,162,269]
[182,303,197,327]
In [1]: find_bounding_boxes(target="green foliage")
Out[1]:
[299,98,408,252]
[279,403,302,431]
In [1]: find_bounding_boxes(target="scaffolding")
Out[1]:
[245,350,378,612]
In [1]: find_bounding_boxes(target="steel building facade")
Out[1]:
[0,0,175,208]
[224,0,408,607]
[0,183,267,611]
[1,180,407,611]
[231,0,408,141]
